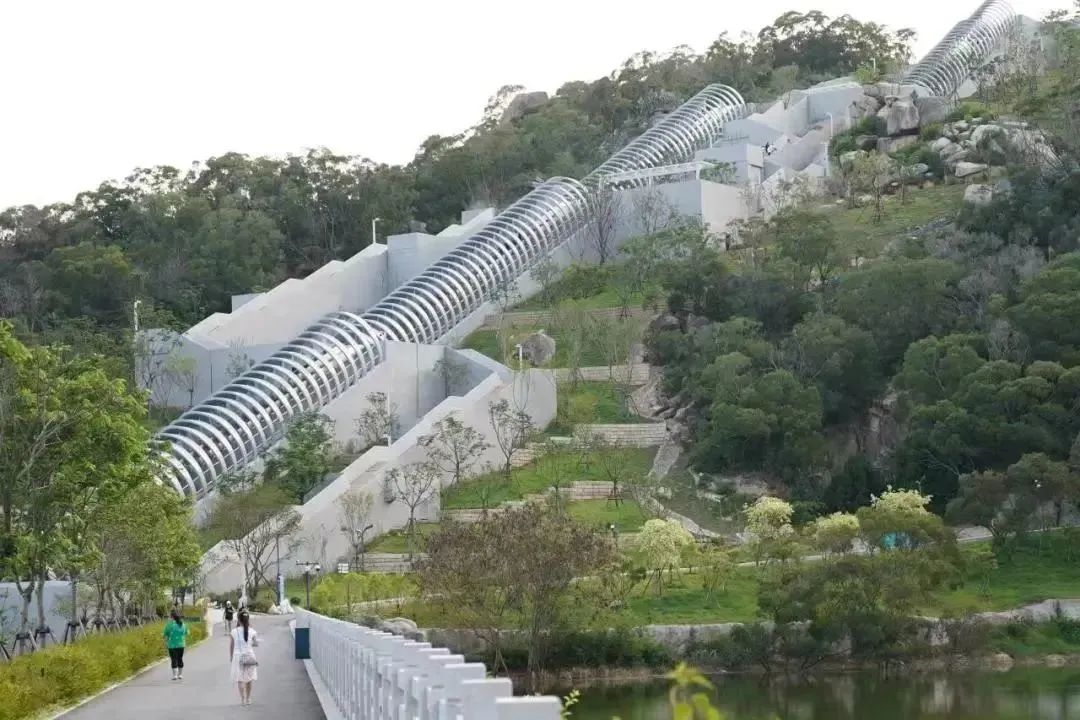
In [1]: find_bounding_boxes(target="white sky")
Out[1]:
[0,0,1063,209]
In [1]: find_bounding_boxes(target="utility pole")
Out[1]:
[372,216,381,245]
[133,299,141,333]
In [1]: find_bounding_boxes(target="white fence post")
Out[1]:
[300,609,562,720]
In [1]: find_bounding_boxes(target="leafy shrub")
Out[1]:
[920,123,944,141]
[0,622,206,720]
[559,264,613,300]
[309,572,416,614]
[947,102,998,122]
[483,628,670,671]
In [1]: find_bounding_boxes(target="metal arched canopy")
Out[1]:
[154,83,748,496]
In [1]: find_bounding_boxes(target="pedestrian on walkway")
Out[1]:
[229,609,259,706]
[224,601,235,632]
[163,610,189,681]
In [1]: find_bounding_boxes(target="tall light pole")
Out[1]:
[372,216,382,245]
[823,112,835,178]
[132,299,142,333]
[296,561,321,608]
[355,524,374,572]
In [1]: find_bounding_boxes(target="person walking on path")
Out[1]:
[223,601,235,632]
[229,610,259,706]
[163,610,190,681]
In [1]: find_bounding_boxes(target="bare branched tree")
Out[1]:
[488,399,533,479]
[355,391,400,450]
[337,489,374,571]
[385,462,441,557]
[584,185,623,264]
[420,415,490,486]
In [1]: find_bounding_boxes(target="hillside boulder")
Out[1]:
[877,99,920,136]
[914,96,953,126]
[955,161,990,179]
[877,135,919,154]
[500,91,549,125]
[963,183,994,207]
[520,331,556,366]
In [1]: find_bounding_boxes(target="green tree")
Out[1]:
[636,519,695,595]
[772,211,844,291]
[0,322,154,633]
[263,412,336,503]
[832,257,962,367]
[779,313,882,423]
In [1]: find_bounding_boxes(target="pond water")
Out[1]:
[572,667,1080,720]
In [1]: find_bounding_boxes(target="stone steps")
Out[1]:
[555,364,652,386]
[577,423,668,447]
[484,307,654,329]
[444,480,619,523]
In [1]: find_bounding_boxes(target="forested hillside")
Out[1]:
[644,5,1080,518]
[0,11,910,377]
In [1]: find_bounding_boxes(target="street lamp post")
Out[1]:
[132,299,141,333]
[275,536,282,606]
[372,217,382,245]
[355,524,374,572]
[296,561,321,608]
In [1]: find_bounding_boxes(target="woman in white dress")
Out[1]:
[228,610,259,706]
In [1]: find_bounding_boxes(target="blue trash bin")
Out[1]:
[294,627,310,659]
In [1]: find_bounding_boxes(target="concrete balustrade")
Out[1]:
[297,610,561,720]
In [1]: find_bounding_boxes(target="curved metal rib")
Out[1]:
[156,84,747,496]
[903,0,1016,97]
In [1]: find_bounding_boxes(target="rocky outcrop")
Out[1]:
[520,331,556,366]
[499,91,548,125]
[954,161,990,179]
[877,97,921,136]
[914,95,953,126]
[963,183,994,207]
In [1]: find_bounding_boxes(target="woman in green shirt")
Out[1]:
[163,610,190,681]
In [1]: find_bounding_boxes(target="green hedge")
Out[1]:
[0,621,206,720]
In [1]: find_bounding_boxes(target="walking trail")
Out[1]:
[60,613,324,720]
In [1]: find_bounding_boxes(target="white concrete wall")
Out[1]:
[0,581,75,637]
[201,352,557,595]
[142,212,493,409]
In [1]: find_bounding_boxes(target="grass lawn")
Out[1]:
[657,465,745,536]
[620,568,761,625]
[442,447,656,510]
[461,325,612,367]
[366,522,442,554]
[567,498,648,533]
[825,183,966,259]
[514,285,657,312]
[930,532,1080,615]
[548,381,647,435]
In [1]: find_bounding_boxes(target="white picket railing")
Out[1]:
[297,610,561,720]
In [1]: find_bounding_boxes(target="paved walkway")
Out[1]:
[61,614,324,720]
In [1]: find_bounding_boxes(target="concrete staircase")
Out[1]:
[577,423,668,447]
[555,364,651,385]
[444,480,619,523]
[483,307,654,329]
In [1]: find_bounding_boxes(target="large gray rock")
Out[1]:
[931,136,954,153]
[379,617,421,638]
[945,149,973,170]
[914,96,953,126]
[971,124,1005,145]
[877,99,920,136]
[855,134,878,150]
[954,161,990,179]
[839,150,864,169]
[877,135,919,154]
[964,183,994,207]
[520,331,556,366]
[852,95,883,120]
[649,313,680,334]
[499,91,549,125]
